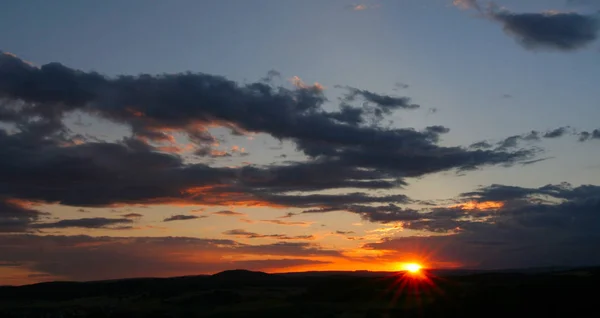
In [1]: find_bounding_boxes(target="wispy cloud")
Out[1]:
[213,210,246,217]
[223,229,315,240]
[163,215,205,222]
[347,4,380,11]
[453,0,481,11]
[33,218,133,229]
[260,219,313,227]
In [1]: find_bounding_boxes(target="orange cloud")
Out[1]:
[453,201,504,210]
[289,76,325,91]
[179,185,286,208]
[156,143,195,154]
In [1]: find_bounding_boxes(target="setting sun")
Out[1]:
[402,263,422,273]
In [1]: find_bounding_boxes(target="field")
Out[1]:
[1,268,598,317]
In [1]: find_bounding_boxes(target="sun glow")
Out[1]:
[401,263,422,273]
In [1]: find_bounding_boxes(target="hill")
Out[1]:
[1,267,599,317]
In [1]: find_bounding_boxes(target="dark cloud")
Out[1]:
[260,69,281,83]
[488,7,599,51]
[523,130,541,141]
[404,182,600,234]
[265,192,410,209]
[362,182,600,268]
[0,52,542,215]
[0,198,48,233]
[578,129,600,141]
[469,141,493,149]
[520,157,554,165]
[460,182,598,202]
[163,215,204,222]
[260,219,312,226]
[33,217,133,229]
[223,229,314,240]
[394,82,410,90]
[475,127,572,151]
[237,161,406,193]
[339,85,420,111]
[304,203,421,223]
[543,126,569,138]
[212,210,245,216]
[496,135,522,150]
[335,230,355,235]
[0,235,341,281]
[425,125,450,135]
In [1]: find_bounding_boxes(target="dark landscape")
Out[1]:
[2,267,598,317]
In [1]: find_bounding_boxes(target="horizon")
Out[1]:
[2,0,600,286]
[4,265,589,288]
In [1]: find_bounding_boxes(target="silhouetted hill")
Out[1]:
[211,269,271,279]
[2,267,600,317]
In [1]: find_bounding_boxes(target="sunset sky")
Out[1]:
[2,0,600,285]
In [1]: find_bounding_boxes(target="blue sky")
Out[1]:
[1,0,600,285]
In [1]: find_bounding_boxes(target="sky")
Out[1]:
[1,0,600,285]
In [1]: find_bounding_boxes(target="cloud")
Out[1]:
[260,219,313,226]
[289,76,324,91]
[260,69,281,82]
[213,210,245,216]
[394,82,409,90]
[163,215,204,222]
[0,198,48,233]
[223,229,315,240]
[453,2,599,51]
[453,0,481,11]
[33,217,133,229]
[488,7,599,51]
[0,52,545,224]
[305,204,421,223]
[0,235,341,282]
[361,182,600,268]
[470,127,575,151]
[543,127,569,138]
[122,213,143,219]
[339,85,420,112]
[195,147,232,158]
[469,141,493,149]
[578,129,600,141]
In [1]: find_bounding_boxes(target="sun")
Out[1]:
[402,263,422,273]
